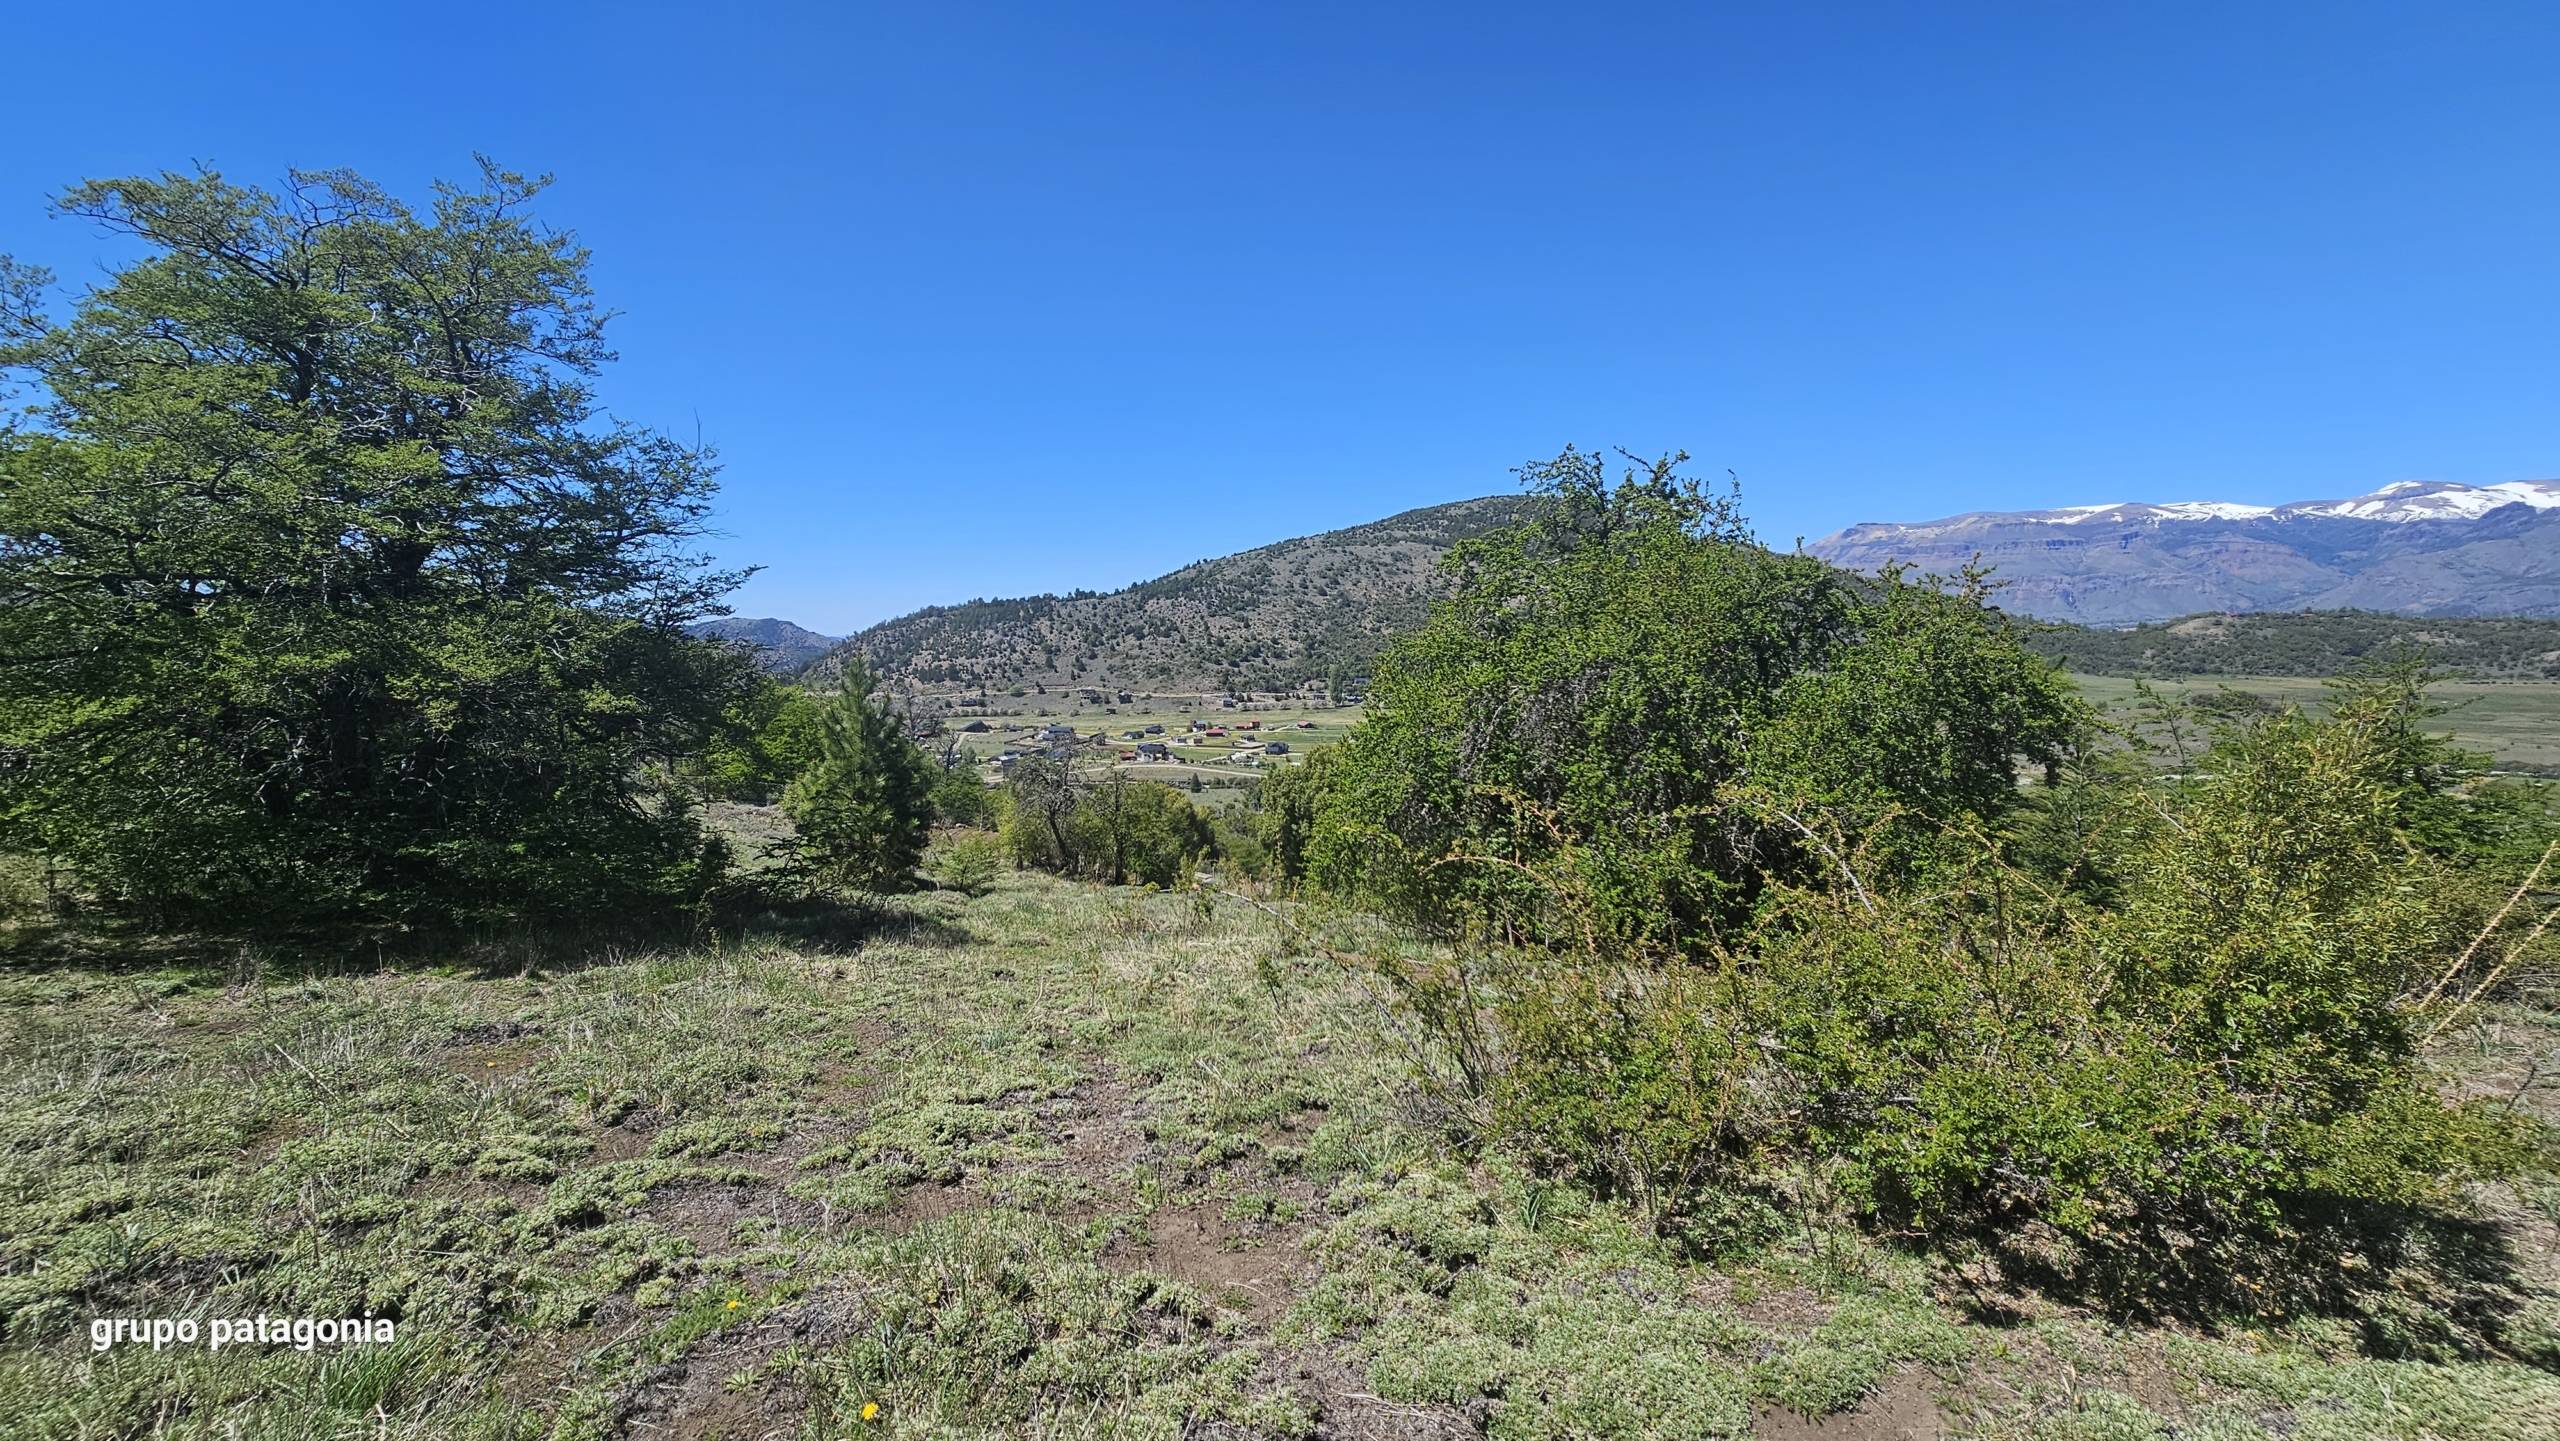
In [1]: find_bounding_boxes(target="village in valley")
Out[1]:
[905,682,1366,805]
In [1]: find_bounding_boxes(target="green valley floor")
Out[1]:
[3,873,2557,1439]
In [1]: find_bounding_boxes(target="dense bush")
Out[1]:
[999,763,1212,888]
[929,764,994,827]
[697,678,826,803]
[1309,448,2082,954]
[1316,450,2546,1283]
[1243,752,1333,887]
[1414,673,2538,1271]
[930,831,1004,896]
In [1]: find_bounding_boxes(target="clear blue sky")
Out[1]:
[6,3,2554,633]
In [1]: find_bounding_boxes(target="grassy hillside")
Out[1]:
[2026,611,2560,680]
[810,496,1527,695]
[7,875,2556,1439]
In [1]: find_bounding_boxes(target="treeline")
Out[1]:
[810,497,1529,695]
[2023,610,2560,679]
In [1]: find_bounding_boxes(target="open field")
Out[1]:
[5,871,2558,1440]
[2069,674,2560,773]
[935,703,1365,808]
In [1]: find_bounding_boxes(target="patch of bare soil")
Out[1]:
[885,1177,981,1232]
[1267,1348,1484,1441]
[1016,1072,1151,1220]
[646,1177,827,1255]
[591,1122,652,1163]
[615,1288,874,1440]
[1735,1285,1836,1332]
[1754,1368,1950,1440]
[1108,1202,1298,1322]
[497,1297,641,1424]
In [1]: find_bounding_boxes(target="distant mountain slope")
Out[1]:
[2022,611,2560,680]
[685,617,843,674]
[808,496,1529,694]
[1808,480,2560,624]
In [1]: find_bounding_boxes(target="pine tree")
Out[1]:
[783,662,934,890]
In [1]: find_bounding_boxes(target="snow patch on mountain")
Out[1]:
[2019,480,2560,527]
[2289,480,2560,521]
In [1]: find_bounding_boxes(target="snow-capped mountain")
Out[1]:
[1807,481,2560,624]
[1997,480,2560,528]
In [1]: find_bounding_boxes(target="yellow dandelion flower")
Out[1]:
[862,1401,880,1422]
[726,1298,742,1309]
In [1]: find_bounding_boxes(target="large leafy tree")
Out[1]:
[0,163,756,927]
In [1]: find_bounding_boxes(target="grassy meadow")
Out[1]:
[2068,674,2560,773]
[938,702,1364,808]
[4,868,2557,1440]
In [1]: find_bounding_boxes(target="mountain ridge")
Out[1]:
[804,495,1530,694]
[1809,480,2560,624]
[684,616,843,674]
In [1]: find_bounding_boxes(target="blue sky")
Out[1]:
[5,3,2554,633]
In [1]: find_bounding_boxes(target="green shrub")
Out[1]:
[696,678,826,803]
[930,765,993,827]
[0,853,51,923]
[1245,753,1334,887]
[1490,957,1772,1229]
[1464,702,2531,1268]
[932,832,1004,896]
[1320,449,2539,1283]
[1308,447,2080,954]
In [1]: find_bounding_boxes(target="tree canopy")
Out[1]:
[0,162,754,928]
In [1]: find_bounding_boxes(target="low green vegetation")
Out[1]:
[7,874,2556,1438]
[2072,672,2560,774]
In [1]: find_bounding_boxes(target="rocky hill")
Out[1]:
[806,495,1529,694]
[685,616,843,674]
[1809,480,2560,624]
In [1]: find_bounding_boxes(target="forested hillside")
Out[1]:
[2024,610,2560,679]
[807,496,1527,694]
